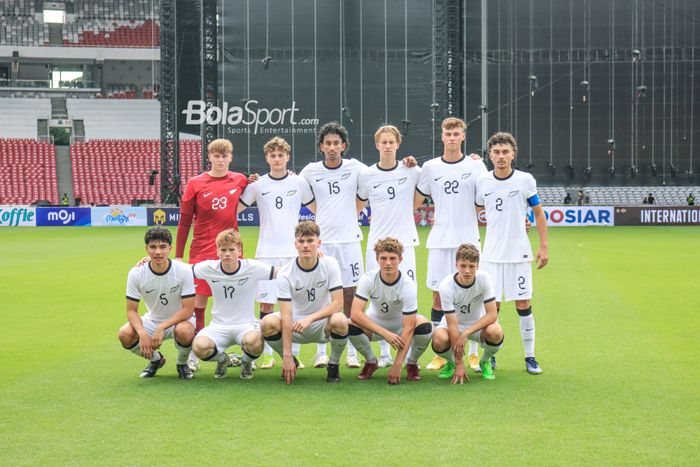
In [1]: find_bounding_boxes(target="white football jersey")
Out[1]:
[475,170,538,263]
[355,269,418,325]
[299,158,367,244]
[438,270,496,328]
[126,260,196,322]
[357,163,421,247]
[239,173,314,258]
[276,256,343,320]
[193,259,274,325]
[416,156,487,249]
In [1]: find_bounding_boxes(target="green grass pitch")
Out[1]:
[1,225,699,465]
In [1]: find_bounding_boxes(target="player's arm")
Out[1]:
[388,313,417,384]
[531,202,549,269]
[293,288,343,333]
[150,295,195,349]
[175,184,197,260]
[278,299,296,384]
[413,190,426,211]
[126,298,154,359]
[401,155,417,167]
[454,299,497,359]
[349,297,405,350]
[444,312,469,384]
[305,200,317,214]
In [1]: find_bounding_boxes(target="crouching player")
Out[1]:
[119,227,196,379]
[349,237,432,384]
[261,221,349,384]
[191,229,274,380]
[431,244,504,383]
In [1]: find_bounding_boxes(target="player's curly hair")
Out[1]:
[216,228,242,249]
[441,117,466,131]
[264,136,291,155]
[208,138,233,155]
[374,237,404,257]
[317,121,349,152]
[374,125,402,144]
[144,227,172,245]
[487,132,518,153]
[295,220,321,238]
[455,243,480,263]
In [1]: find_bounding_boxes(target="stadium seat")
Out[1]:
[0,138,59,205]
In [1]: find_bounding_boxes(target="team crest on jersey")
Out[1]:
[461,172,471,180]
[238,278,249,286]
[509,190,519,197]
[391,299,402,305]
[398,177,407,185]
[170,285,181,293]
[229,189,237,194]
[473,293,483,303]
[259,292,268,299]
[316,280,327,288]
[286,190,297,197]
[341,172,351,180]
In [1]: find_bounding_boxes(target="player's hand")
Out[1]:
[452,335,468,358]
[282,356,296,384]
[525,216,532,232]
[248,173,260,182]
[138,331,153,359]
[151,326,165,349]
[401,155,418,168]
[451,362,469,384]
[536,246,549,269]
[469,152,483,161]
[292,317,312,334]
[316,249,325,258]
[135,256,150,267]
[387,364,402,385]
[383,332,405,350]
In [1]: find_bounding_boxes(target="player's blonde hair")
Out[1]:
[208,138,233,156]
[441,117,466,131]
[374,237,404,257]
[295,220,321,238]
[374,125,402,144]
[487,132,518,153]
[216,228,242,249]
[263,136,291,155]
[455,243,480,263]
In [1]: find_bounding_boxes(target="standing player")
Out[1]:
[191,229,274,380]
[348,237,432,384]
[357,124,421,367]
[260,221,349,384]
[431,244,504,383]
[176,138,250,371]
[299,122,366,368]
[414,117,487,372]
[475,132,549,374]
[239,136,315,369]
[118,227,196,379]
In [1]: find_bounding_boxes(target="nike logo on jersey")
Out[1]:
[145,289,155,293]
[203,192,213,198]
[295,286,305,291]
[518,291,527,296]
[262,191,271,196]
[230,189,237,194]
[484,192,494,197]
[315,177,325,182]
[434,176,443,181]
[373,183,383,189]
[212,280,221,283]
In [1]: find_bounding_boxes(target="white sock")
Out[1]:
[346,340,357,357]
[263,342,273,357]
[481,338,503,363]
[349,331,377,364]
[292,342,301,356]
[316,342,327,357]
[519,308,536,358]
[435,347,454,363]
[174,341,191,365]
[150,351,162,362]
[379,339,391,359]
[406,324,432,364]
[468,340,479,357]
[329,332,348,365]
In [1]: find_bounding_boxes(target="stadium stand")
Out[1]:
[70,139,201,205]
[66,99,159,139]
[62,19,159,48]
[539,186,693,207]
[0,97,51,139]
[0,138,58,204]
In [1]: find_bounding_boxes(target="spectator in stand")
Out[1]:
[61,193,69,206]
[687,193,695,206]
[563,193,572,205]
[577,190,585,206]
[647,193,655,205]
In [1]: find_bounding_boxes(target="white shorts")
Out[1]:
[365,244,417,283]
[197,321,261,353]
[480,261,532,302]
[435,316,482,343]
[321,242,364,288]
[362,313,403,340]
[139,315,195,341]
[426,248,458,291]
[256,257,294,304]
[273,312,330,344]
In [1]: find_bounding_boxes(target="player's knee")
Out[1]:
[516,301,532,313]
[348,323,364,336]
[118,324,137,348]
[483,322,504,342]
[431,328,449,351]
[173,322,194,345]
[329,313,349,333]
[243,332,264,355]
[414,322,432,336]
[260,314,281,336]
[192,336,214,358]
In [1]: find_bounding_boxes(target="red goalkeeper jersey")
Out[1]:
[176,171,249,261]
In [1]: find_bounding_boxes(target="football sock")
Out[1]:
[430,308,444,326]
[260,311,274,356]
[348,325,377,364]
[517,307,536,358]
[432,344,455,363]
[346,340,357,357]
[329,332,349,365]
[264,332,283,357]
[468,340,479,357]
[194,307,205,333]
[174,340,192,365]
[379,339,391,359]
[292,343,301,356]
[316,342,327,357]
[481,337,504,363]
[150,351,162,362]
[127,340,143,358]
[406,322,432,364]
[242,350,259,363]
